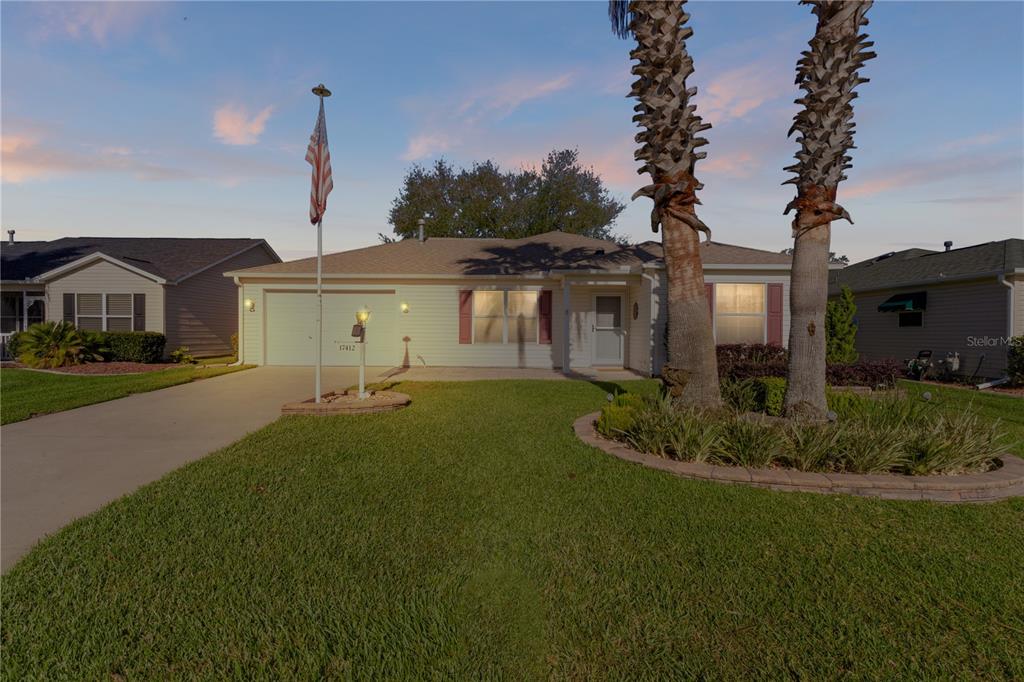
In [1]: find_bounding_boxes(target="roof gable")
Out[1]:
[1,237,275,282]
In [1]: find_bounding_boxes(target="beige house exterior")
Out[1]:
[227,232,795,375]
[830,239,1024,380]
[2,237,280,357]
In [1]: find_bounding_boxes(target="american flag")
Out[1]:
[305,98,333,225]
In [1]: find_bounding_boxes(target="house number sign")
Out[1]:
[338,344,357,352]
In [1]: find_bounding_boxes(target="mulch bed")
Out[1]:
[2,361,177,375]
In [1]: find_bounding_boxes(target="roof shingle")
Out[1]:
[1,237,273,282]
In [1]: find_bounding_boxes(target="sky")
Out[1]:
[2,1,1022,264]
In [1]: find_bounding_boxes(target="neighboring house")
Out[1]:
[829,239,1024,380]
[226,230,796,375]
[1,234,280,357]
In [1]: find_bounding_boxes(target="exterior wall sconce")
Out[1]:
[356,308,371,324]
[400,302,410,314]
[244,298,255,312]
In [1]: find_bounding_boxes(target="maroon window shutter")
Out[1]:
[704,283,714,319]
[767,283,783,346]
[538,290,552,344]
[458,290,472,344]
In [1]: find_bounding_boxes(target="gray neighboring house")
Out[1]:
[829,239,1024,379]
[1,234,280,357]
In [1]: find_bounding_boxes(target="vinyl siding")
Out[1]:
[166,245,277,357]
[850,278,1008,379]
[45,260,164,333]
[240,279,566,368]
[627,278,652,375]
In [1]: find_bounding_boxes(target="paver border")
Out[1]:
[281,390,410,416]
[574,411,1024,503]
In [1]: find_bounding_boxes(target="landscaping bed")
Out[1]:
[3,360,177,375]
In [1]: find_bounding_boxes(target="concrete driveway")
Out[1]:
[1,366,388,572]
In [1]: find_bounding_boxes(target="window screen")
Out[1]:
[714,283,766,344]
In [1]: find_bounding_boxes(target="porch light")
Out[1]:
[356,308,371,324]
[244,298,255,312]
[400,302,409,314]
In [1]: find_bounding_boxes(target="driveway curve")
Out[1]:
[1,366,387,571]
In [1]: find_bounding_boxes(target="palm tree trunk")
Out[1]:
[661,208,720,408]
[784,191,832,418]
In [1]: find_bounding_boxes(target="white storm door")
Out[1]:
[592,295,624,366]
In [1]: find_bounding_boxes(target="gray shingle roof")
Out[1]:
[233,232,792,277]
[1,237,274,283]
[829,239,1024,294]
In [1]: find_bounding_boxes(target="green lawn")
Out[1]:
[0,365,249,425]
[2,380,1022,679]
[900,380,1024,456]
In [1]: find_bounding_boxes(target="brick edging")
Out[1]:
[573,412,1024,503]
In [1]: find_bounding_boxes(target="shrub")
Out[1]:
[666,410,723,463]
[834,424,908,474]
[824,389,868,418]
[716,418,781,469]
[597,404,638,438]
[826,286,859,364]
[101,331,166,363]
[1009,336,1024,386]
[826,360,900,388]
[16,321,105,368]
[230,332,239,358]
[906,413,1007,475]
[170,346,197,365]
[721,379,760,413]
[753,377,787,416]
[4,330,24,359]
[781,423,840,472]
[620,394,677,458]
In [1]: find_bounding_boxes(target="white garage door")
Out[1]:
[265,291,400,366]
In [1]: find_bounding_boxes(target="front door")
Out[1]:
[593,295,624,366]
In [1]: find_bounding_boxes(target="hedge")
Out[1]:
[100,331,166,363]
[715,344,900,388]
[1009,336,1024,386]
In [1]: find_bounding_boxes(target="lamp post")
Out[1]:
[356,308,370,399]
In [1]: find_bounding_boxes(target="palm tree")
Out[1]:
[609,0,721,408]
[782,0,875,419]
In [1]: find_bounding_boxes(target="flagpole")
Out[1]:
[310,83,331,404]
[315,216,323,403]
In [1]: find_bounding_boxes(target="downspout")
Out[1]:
[231,277,245,366]
[561,275,572,375]
[641,269,660,377]
[998,274,1014,339]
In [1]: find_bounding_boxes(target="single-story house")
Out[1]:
[1,234,280,357]
[829,239,1024,379]
[226,230,795,375]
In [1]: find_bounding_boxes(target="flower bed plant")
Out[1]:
[596,387,1010,476]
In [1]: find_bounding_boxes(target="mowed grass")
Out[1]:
[2,380,1023,679]
[0,365,249,425]
[901,380,1024,456]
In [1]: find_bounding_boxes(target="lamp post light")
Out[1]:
[355,308,371,399]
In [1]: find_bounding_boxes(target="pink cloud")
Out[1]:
[213,105,274,146]
[31,3,161,46]
[698,62,789,124]
[701,151,757,178]
[1,134,190,183]
[843,153,1022,199]
[401,72,574,161]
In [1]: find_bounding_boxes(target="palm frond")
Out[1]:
[608,0,633,39]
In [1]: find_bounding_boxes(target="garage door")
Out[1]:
[265,291,400,366]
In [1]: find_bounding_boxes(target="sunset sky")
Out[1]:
[2,1,1021,263]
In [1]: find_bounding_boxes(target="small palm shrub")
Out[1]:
[170,346,197,365]
[834,425,908,474]
[620,393,676,458]
[782,423,840,472]
[16,321,105,368]
[666,409,723,463]
[716,418,780,469]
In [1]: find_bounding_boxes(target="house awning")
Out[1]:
[878,292,926,312]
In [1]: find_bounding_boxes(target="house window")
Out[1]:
[899,311,923,327]
[472,290,539,344]
[714,283,766,344]
[76,293,133,331]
